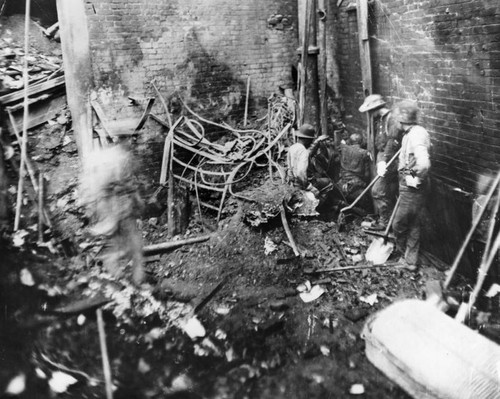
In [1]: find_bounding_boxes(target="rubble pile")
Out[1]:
[0,16,63,95]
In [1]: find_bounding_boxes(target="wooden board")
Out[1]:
[363,299,500,399]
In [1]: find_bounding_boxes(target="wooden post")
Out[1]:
[356,0,374,161]
[318,1,328,136]
[298,0,320,129]
[14,0,32,231]
[244,76,250,127]
[96,309,113,399]
[38,172,44,243]
[56,0,94,163]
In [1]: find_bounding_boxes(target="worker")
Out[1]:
[80,144,145,285]
[287,123,319,196]
[359,94,401,230]
[307,121,345,214]
[391,100,431,271]
[337,132,372,209]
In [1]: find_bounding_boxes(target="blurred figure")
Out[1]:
[80,144,145,285]
[392,100,431,271]
[359,94,401,230]
[337,132,372,209]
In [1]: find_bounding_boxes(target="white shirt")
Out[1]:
[398,125,431,178]
[287,142,310,189]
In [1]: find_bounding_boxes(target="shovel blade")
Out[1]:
[366,237,394,265]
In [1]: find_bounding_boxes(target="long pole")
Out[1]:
[97,308,113,399]
[14,0,31,231]
[38,172,44,243]
[243,76,250,126]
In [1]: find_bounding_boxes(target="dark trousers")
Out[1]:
[392,188,425,265]
[371,174,398,225]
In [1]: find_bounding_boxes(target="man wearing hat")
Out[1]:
[391,100,431,271]
[287,123,320,195]
[359,94,401,230]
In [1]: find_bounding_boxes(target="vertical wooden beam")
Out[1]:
[356,0,375,162]
[318,0,328,136]
[298,0,320,130]
[56,0,94,162]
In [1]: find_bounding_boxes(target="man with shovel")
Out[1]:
[392,101,431,271]
[359,94,401,230]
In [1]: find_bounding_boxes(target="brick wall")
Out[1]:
[337,0,500,193]
[85,0,298,123]
[83,0,300,189]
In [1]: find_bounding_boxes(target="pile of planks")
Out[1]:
[0,33,65,135]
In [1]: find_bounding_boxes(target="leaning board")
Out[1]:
[362,299,500,398]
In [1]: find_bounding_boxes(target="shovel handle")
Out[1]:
[339,148,402,215]
[383,195,402,239]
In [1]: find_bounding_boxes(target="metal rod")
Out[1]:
[310,261,401,273]
[96,308,113,399]
[143,234,212,255]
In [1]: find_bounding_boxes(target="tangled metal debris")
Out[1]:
[152,94,296,221]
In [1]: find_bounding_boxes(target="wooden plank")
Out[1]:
[8,94,67,135]
[6,93,51,112]
[357,0,374,165]
[356,0,372,95]
[0,75,65,105]
[56,0,94,161]
[133,97,155,132]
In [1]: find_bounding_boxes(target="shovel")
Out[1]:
[337,148,401,229]
[365,196,401,265]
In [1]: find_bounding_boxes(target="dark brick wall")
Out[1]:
[337,0,500,193]
[83,0,299,191]
[85,0,298,122]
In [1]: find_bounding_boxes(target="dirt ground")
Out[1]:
[0,159,449,399]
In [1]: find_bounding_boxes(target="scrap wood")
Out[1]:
[6,93,51,112]
[244,75,250,126]
[37,172,44,243]
[133,97,155,133]
[280,203,301,257]
[14,6,32,232]
[42,21,60,38]
[143,234,212,255]
[159,116,183,185]
[307,261,401,273]
[151,80,172,127]
[40,353,99,385]
[8,111,53,227]
[94,127,112,147]
[193,277,227,314]
[332,233,349,264]
[91,100,112,135]
[50,294,112,315]
[7,156,52,228]
[97,308,113,399]
[0,75,65,106]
